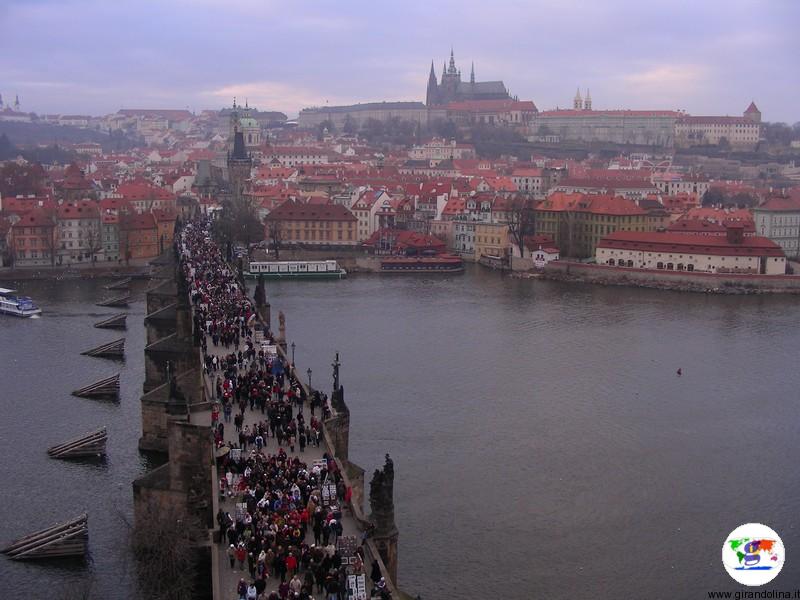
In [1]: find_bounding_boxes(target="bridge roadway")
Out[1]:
[201,330,365,599]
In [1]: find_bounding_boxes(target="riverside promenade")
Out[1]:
[172,219,401,600]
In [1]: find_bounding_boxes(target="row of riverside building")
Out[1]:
[2,97,798,277]
[0,164,178,268]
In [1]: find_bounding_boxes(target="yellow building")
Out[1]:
[263,199,358,246]
[535,192,669,258]
[474,222,510,259]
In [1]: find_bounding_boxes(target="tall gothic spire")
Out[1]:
[448,47,456,74]
[441,61,447,84]
[470,61,475,84]
[426,61,439,107]
[573,88,582,110]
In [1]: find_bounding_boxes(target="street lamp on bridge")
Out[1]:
[307,368,312,390]
[291,341,296,365]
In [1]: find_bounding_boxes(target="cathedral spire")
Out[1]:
[426,61,439,107]
[441,61,447,84]
[573,88,582,110]
[448,47,456,74]
[584,89,592,111]
[470,61,475,84]
[14,95,19,111]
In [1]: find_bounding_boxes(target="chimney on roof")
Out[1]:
[725,222,744,245]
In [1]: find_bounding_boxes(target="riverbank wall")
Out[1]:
[0,264,150,281]
[542,261,800,294]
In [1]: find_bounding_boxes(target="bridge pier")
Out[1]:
[134,252,213,536]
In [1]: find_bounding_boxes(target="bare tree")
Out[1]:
[266,219,283,260]
[43,220,58,267]
[85,223,103,265]
[131,500,204,600]
[507,196,536,261]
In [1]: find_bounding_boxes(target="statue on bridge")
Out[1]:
[369,454,395,530]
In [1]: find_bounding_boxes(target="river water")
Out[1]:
[0,277,148,599]
[255,265,800,600]
[2,268,800,599]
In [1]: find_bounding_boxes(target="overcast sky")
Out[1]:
[1,0,798,122]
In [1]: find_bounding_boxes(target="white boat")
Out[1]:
[245,260,347,280]
[0,287,43,317]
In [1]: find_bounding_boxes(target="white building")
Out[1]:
[56,201,103,265]
[753,196,800,259]
[408,138,476,161]
[265,147,329,168]
[674,103,762,149]
[511,168,544,196]
[596,228,786,275]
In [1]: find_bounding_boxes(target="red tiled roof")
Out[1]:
[263,199,356,222]
[511,168,543,177]
[118,109,192,120]
[362,228,446,250]
[538,192,646,216]
[744,102,760,114]
[598,231,784,257]
[445,100,538,112]
[677,116,757,125]
[152,207,177,222]
[121,212,157,230]
[541,109,679,117]
[11,209,55,228]
[757,196,800,212]
[57,200,99,219]
[117,181,175,201]
[523,234,556,251]
[683,207,753,224]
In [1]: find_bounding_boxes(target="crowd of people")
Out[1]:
[178,221,392,600]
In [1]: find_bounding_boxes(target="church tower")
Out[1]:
[426,61,439,107]
[573,88,582,110]
[14,95,20,112]
[584,89,592,111]
[227,99,252,200]
[470,62,475,85]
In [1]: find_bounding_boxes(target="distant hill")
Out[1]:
[0,121,109,147]
[0,121,142,154]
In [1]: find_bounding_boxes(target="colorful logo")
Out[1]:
[722,523,785,586]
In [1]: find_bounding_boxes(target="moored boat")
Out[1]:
[245,260,347,279]
[0,287,42,317]
[380,254,464,273]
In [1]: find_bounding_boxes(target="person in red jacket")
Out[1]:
[235,543,247,570]
[285,551,298,576]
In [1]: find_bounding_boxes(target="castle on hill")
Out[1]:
[426,49,510,107]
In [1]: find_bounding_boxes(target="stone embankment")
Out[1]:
[0,264,149,281]
[541,261,800,295]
